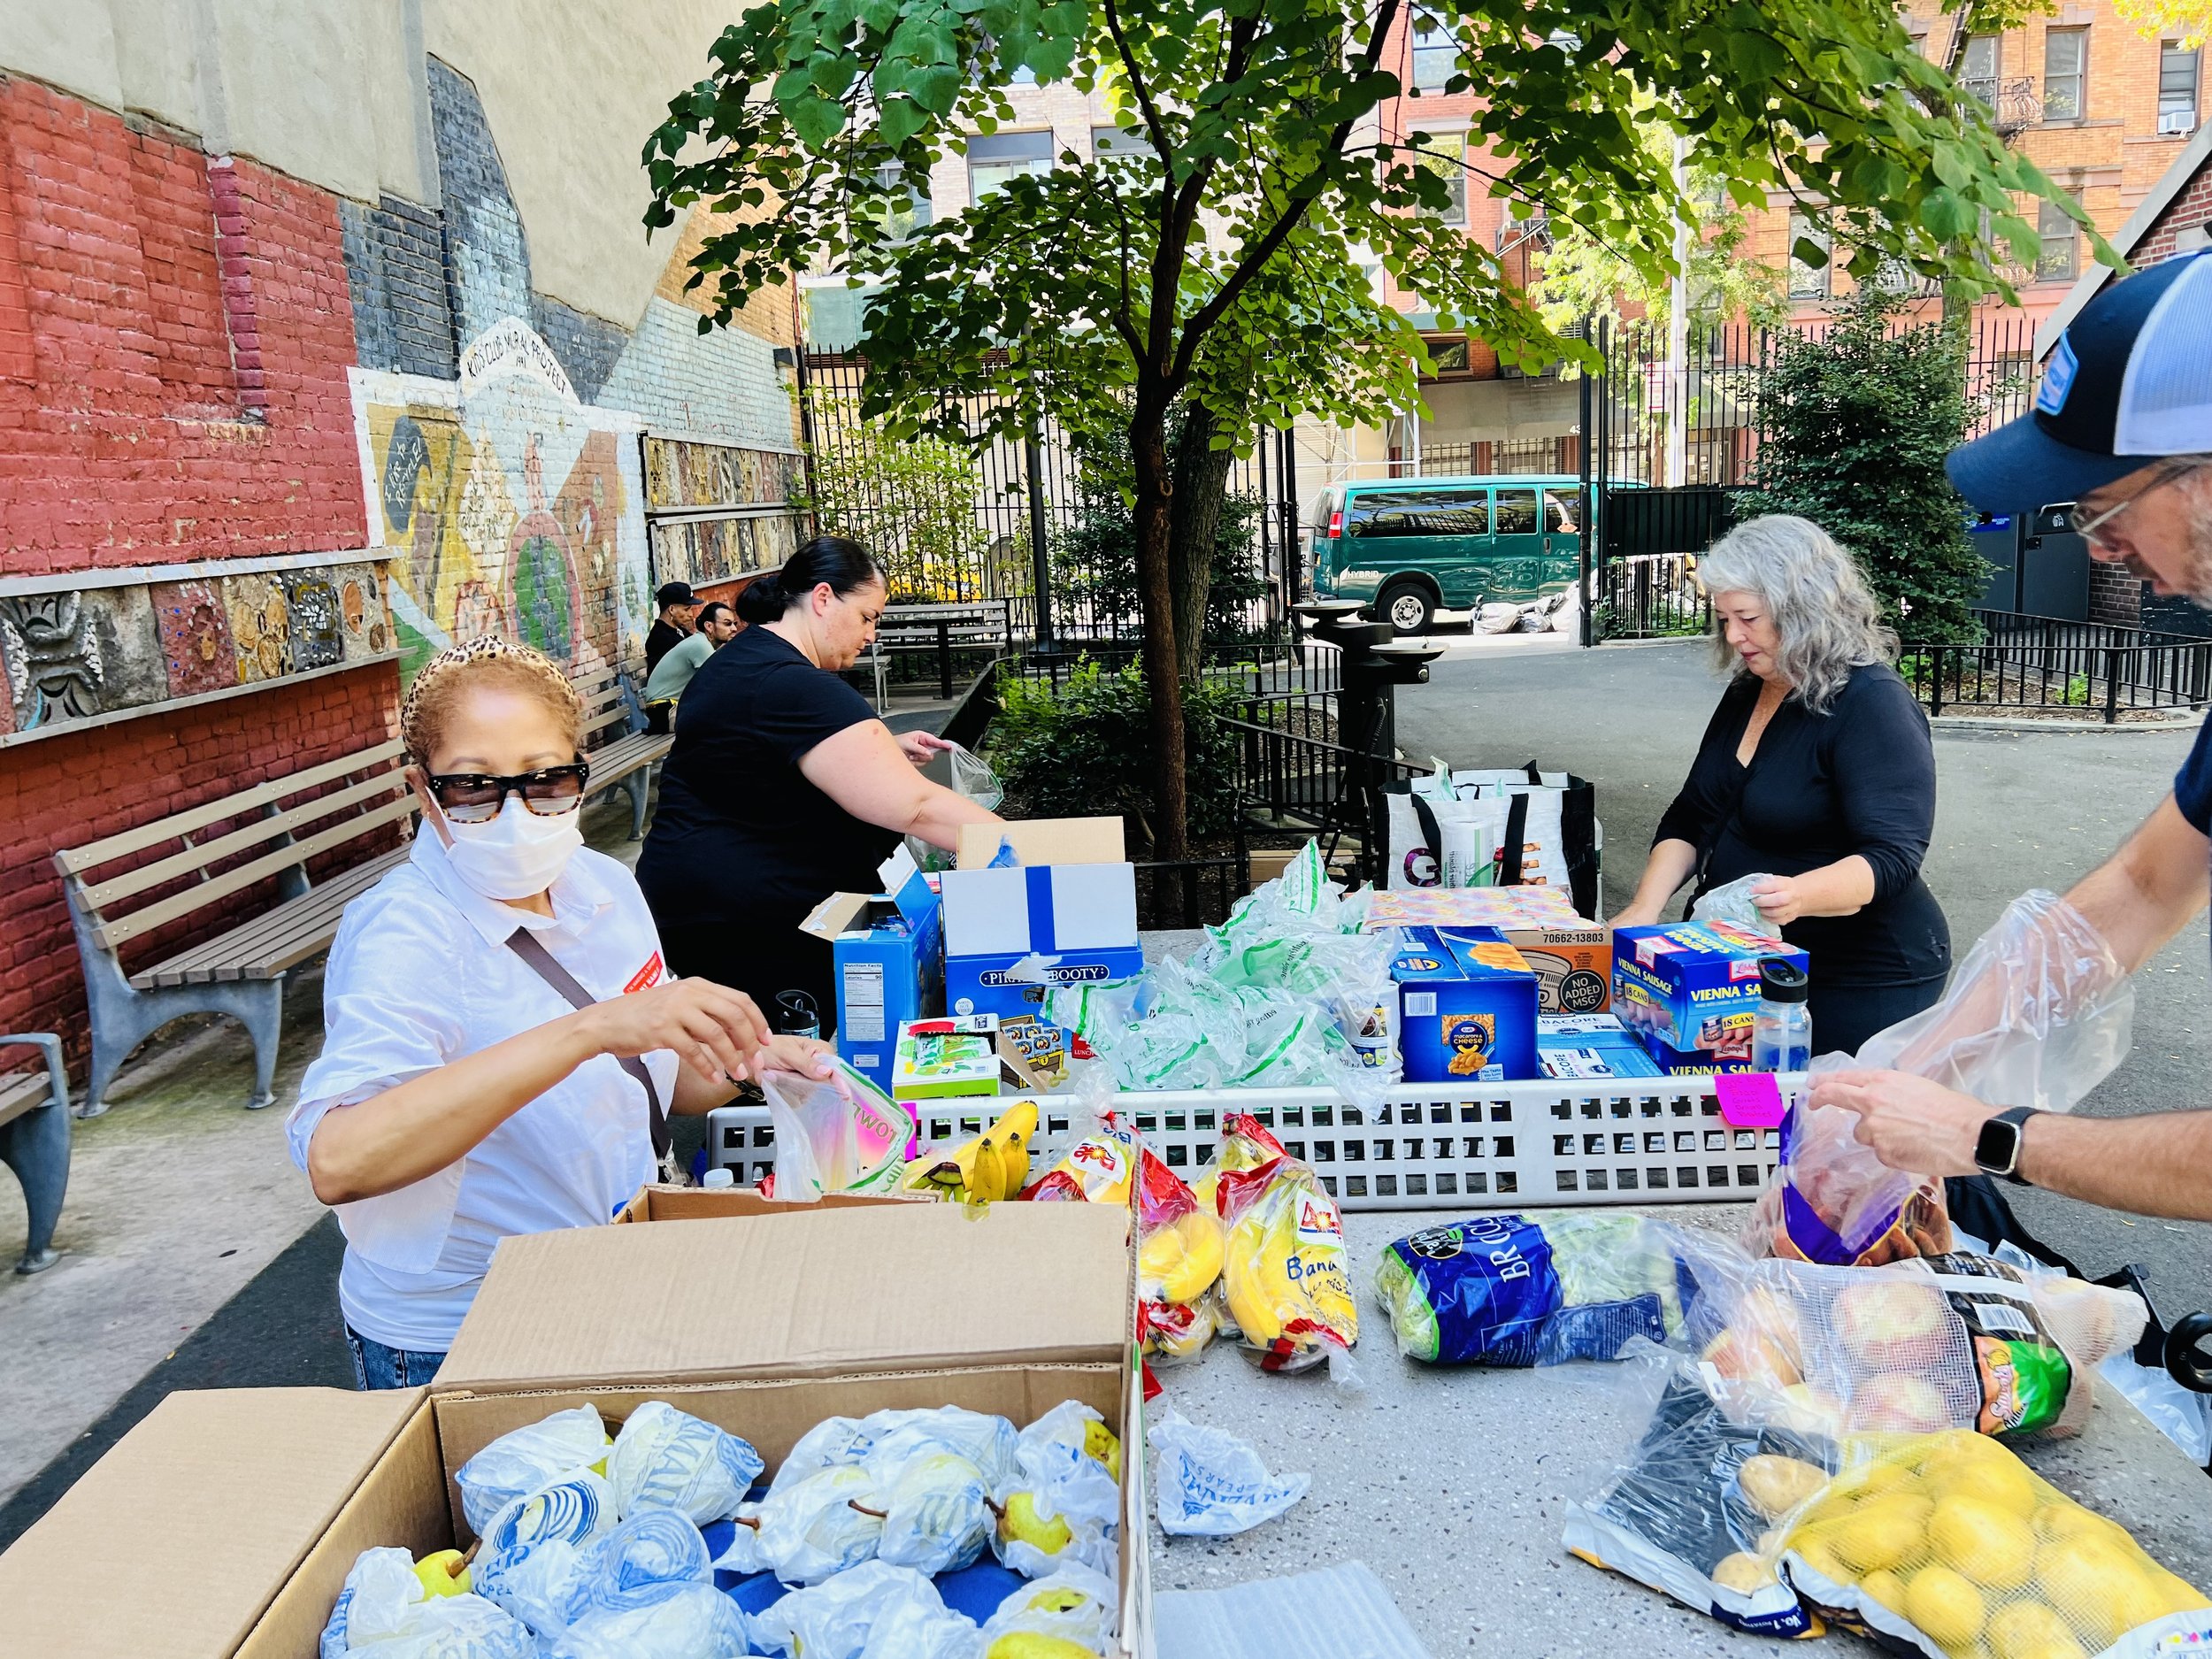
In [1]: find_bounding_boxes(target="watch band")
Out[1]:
[1976,1106,2039,1187]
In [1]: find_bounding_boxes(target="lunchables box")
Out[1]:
[1390,926,1540,1083]
[1612,920,1806,1073]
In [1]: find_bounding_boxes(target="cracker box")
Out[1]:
[1613,920,1806,1071]
[1538,1012,1663,1079]
[1390,926,1540,1082]
[1502,924,1611,1014]
[797,867,943,1091]
[1363,884,1584,933]
[891,1014,1002,1101]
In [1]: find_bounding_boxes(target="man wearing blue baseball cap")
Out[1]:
[1811,250,2212,1223]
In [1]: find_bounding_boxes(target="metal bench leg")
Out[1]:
[624,771,649,840]
[216,976,286,1112]
[0,1035,69,1273]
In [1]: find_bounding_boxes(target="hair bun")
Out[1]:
[734,578,787,624]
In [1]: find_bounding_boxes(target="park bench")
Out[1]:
[53,741,416,1118]
[0,1033,69,1273]
[574,665,670,840]
[862,599,1015,705]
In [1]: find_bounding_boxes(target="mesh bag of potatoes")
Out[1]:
[1780,1430,2212,1657]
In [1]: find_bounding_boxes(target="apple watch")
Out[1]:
[1974,1106,2041,1187]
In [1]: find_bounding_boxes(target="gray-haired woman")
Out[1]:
[1613,513,1952,1054]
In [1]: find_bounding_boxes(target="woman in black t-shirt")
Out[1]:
[1613,515,1952,1056]
[636,539,1003,1031]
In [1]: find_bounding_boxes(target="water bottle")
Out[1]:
[773,990,822,1040]
[1752,959,1811,1074]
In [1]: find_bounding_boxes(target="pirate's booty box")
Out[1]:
[1389,926,1540,1083]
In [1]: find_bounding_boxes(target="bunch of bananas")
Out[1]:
[898,1101,1037,1203]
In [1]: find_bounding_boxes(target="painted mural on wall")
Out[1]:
[641,434,810,595]
[350,319,649,684]
[0,564,392,741]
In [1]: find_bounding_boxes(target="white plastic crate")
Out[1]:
[706,1074,1779,1211]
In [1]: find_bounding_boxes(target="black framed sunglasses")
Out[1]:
[423,759,592,823]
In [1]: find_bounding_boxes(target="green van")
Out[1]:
[1307,473,1586,635]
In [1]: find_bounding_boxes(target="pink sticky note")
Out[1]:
[1714,1071,1786,1129]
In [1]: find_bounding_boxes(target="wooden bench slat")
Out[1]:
[56,740,407,876]
[81,771,410,914]
[97,798,418,954]
[134,849,409,987]
[589,735,672,787]
[0,1069,52,1130]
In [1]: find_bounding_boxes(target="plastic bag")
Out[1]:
[471,1470,618,1632]
[1150,1417,1310,1537]
[989,1404,1123,1581]
[1694,1252,2147,1444]
[1025,1111,1140,1205]
[871,1448,993,1576]
[319,1548,538,1659]
[606,1401,764,1525]
[1692,873,1778,935]
[1217,1152,1358,1376]
[760,1061,918,1199]
[858,1406,1020,1491]
[1563,1360,1831,1639]
[741,1463,883,1585]
[974,1563,1121,1654]
[455,1404,611,1537]
[1745,892,2133,1268]
[1782,1431,2211,1657]
[751,1561,978,1659]
[1134,1141,1225,1359]
[1189,1113,1286,1218]
[529,1510,749,1659]
[1373,1212,1741,1366]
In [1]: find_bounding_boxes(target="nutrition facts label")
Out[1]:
[841,963,886,1041]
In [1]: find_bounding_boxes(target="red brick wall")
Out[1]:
[2086,557,2146,626]
[0,76,388,1062]
[2136,154,2212,265]
[0,664,402,1065]
[0,76,365,579]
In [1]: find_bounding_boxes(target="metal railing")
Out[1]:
[1594,553,1711,640]
[1223,714,1424,883]
[1901,613,2212,722]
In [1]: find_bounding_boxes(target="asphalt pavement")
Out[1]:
[1395,638,2212,1317]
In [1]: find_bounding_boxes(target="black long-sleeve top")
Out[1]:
[1654,662,1951,987]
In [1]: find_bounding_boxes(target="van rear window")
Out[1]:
[1494,488,1539,534]
[1346,488,1488,537]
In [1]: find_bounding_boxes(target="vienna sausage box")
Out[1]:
[1613,920,1805,1072]
[1390,926,1540,1083]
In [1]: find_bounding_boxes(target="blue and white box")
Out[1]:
[1390,926,1540,1083]
[798,867,943,1090]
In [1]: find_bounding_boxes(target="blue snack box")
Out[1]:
[1613,920,1807,1071]
[797,869,943,1090]
[1538,1014,1665,1080]
[1391,926,1540,1082]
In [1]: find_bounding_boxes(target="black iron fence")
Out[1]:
[1901,612,2212,722]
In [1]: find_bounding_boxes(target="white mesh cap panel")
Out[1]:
[2116,253,2212,456]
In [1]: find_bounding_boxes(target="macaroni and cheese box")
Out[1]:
[1390,926,1540,1082]
[1613,921,1806,1071]
[1502,924,1612,1014]
[1363,884,1584,933]
[1537,1012,1663,1079]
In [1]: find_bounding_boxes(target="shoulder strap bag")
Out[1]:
[504,929,678,1181]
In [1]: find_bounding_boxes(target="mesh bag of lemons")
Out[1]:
[1780,1430,2210,1657]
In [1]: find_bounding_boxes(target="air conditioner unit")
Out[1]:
[2159,108,2198,135]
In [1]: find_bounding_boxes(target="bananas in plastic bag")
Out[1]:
[1217,1149,1357,1374]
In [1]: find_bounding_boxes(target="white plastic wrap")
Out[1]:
[1149,1417,1310,1537]
[454,1405,611,1536]
[992,1405,1123,1580]
[746,1463,884,1585]
[871,1449,992,1576]
[319,1548,538,1659]
[1692,873,1778,935]
[858,1407,1018,1490]
[605,1401,764,1525]
[749,1561,977,1659]
[974,1563,1122,1654]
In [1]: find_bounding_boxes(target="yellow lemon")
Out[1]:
[1907,1565,1989,1651]
[1861,1568,1911,1616]
[1932,1496,2037,1590]
[1986,1601,2085,1659]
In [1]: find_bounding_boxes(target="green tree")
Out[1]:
[1740,291,1989,641]
[797,404,1011,603]
[646,0,2111,855]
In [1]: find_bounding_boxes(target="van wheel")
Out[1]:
[1377,582,1436,637]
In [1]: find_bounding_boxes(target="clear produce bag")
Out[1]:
[760,1062,918,1199]
[1692,873,1781,936]
[1744,891,2134,1267]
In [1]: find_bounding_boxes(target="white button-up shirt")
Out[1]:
[288,821,675,1352]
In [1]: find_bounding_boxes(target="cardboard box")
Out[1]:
[941,818,1143,1081]
[1537,1012,1663,1079]
[1389,926,1540,1082]
[1502,924,1612,1014]
[1361,884,1585,933]
[0,1202,1148,1659]
[956,816,1126,870]
[891,1014,1046,1100]
[798,866,942,1088]
[1613,920,1806,1070]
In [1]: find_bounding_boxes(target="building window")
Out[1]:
[2161,42,2201,134]
[871,167,931,242]
[1421,133,1468,227]
[1961,34,2000,107]
[2037,192,2079,281]
[1410,12,1458,94]
[966,130,1055,202]
[2042,28,2085,122]
[1788,211,1831,298]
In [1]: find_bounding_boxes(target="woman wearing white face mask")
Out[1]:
[288,638,831,1388]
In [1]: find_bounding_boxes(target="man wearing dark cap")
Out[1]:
[1812,250,2212,1222]
[644,581,701,734]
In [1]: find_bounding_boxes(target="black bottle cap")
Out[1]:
[1759,959,1809,1002]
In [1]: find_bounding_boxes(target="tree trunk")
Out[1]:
[1130,399,1189,859]
[1166,403,1234,682]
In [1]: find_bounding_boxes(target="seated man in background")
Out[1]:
[643,601,739,716]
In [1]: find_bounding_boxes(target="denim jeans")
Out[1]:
[345,1325,447,1390]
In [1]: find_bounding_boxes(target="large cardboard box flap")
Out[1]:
[956,816,1125,870]
[439,1200,1131,1395]
[0,1386,424,1659]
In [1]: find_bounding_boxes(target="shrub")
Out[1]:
[1740,291,1988,642]
[987,660,1244,846]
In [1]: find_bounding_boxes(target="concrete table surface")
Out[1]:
[1148,1207,2212,1659]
